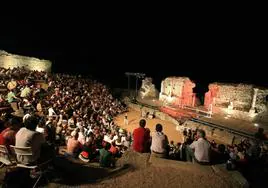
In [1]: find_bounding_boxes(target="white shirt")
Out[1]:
[36,127,45,134]
[190,138,210,162]
[78,132,86,145]
[23,114,31,123]
[48,107,56,117]
[104,135,112,143]
[112,135,118,142]
[150,131,168,153]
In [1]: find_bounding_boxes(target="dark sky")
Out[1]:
[0,16,266,94]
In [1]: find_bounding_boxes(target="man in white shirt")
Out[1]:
[186,129,211,164]
[16,116,45,164]
[150,124,169,158]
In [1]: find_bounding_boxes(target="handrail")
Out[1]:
[129,100,257,140]
[189,118,255,139]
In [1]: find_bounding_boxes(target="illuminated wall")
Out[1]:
[204,83,253,111]
[204,83,268,122]
[0,50,52,72]
[159,77,196,107]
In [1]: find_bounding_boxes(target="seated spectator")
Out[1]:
[79,140,97,162]
[7,89,20,111]
[132,119,150,153]
[115,137,122,147]
[186,129,211,164]
[99,142,113,167]
[0,117,21,150]
[78,128,86,145]
[45,117,56,145]
[35,119,46,135]
[150,124,169,158]
[15,115,51,165]
[169,141,176,158]
[65,131,81,158]
[109,141,118,156]
[169,141,175,151]
[122,135,131,148]
[211,144,228,164]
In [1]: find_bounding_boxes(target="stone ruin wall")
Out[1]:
[0,50,52,72]
[255,89,268,112]
[139,77,159,99]
[211,83,253,111]
[159,77,196,107]
[254,88,268,123]
[204,82,268,122]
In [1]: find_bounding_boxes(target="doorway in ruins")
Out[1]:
[193,80,209,107]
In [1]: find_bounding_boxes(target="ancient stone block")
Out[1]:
[139,77,159,99]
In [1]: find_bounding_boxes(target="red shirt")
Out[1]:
[109,145,118,155]
[0,128,16,146]
[133,127,149,153]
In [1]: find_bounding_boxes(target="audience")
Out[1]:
[0,66,267,179]
[15,115,46,164]
[150,124,169,158]
[186,129,211,164]
[132,119,150,153]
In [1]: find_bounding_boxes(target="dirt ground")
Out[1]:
[114,108,183,144]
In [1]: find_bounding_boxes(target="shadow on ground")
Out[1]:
[0,156,131,187]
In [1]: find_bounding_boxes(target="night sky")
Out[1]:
[0,16,266,96]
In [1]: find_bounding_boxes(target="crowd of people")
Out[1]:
[167,127,268,170]
[131,116,268,172]
[1,66,268,185]
[0,67,129,168]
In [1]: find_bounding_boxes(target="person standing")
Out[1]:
[124,113,128,125]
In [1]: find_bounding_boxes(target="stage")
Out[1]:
[133,97,268,139]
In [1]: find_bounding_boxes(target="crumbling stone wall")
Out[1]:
[159,77,196,107]
[205,83,253,112]
[139,77,159,99]
[255,88,268,113]
[0,50,52,72]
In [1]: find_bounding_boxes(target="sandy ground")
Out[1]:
[114,108,183,144]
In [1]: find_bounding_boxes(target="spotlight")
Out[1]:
[254,123,259,127]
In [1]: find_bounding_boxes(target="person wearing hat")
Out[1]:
[79,140,97,163]
[79,151,90,162]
